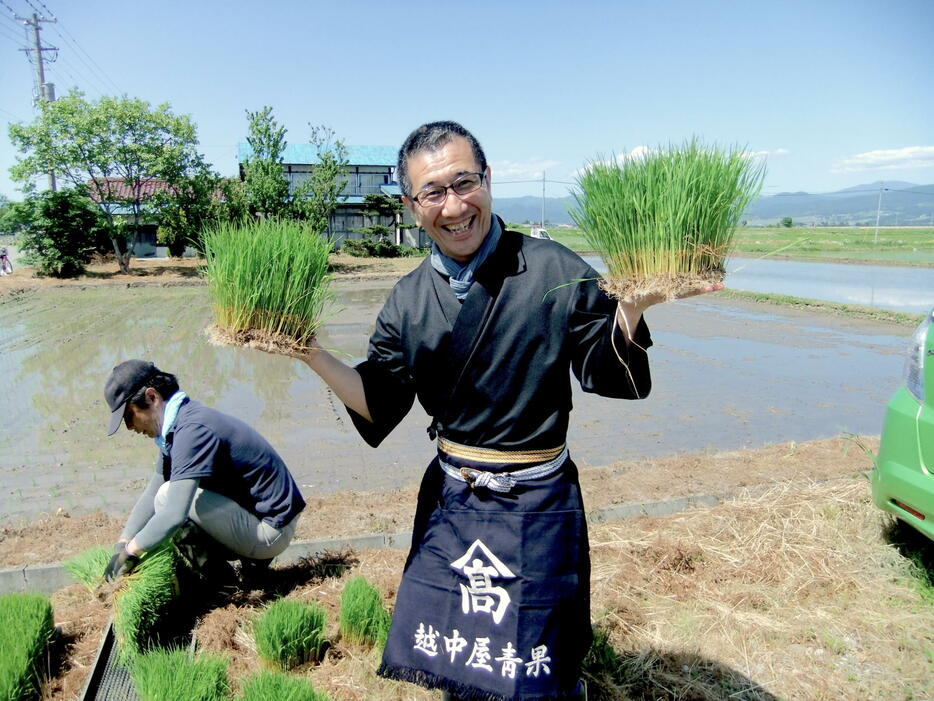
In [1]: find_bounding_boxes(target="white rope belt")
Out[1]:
[439,446,569,493]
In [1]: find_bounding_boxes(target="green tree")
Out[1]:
[8,90,204,273]
[354,192,403,242]
[17,189,108,277]
[154,156,222,256]
[292,125,349,235]
[0,195,31,237]
[780,216,793,228]
[241,106,291,219]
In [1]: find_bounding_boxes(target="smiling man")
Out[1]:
[292,121,720,700]
[101,359,305,584]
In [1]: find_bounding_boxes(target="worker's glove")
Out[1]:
[103,543,139,582]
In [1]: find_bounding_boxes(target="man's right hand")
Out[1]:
[103,543,139,582]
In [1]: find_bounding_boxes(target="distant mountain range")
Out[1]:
[494,181,934,227]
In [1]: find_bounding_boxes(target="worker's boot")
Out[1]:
[238,557,274,589]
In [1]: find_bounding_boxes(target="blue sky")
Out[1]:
[1,0,931,200]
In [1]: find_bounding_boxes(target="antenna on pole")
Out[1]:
[16,11,58,191]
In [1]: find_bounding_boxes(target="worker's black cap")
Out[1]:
[104,360,158,436]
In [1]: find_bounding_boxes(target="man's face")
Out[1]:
[123,390,163,438]
[403,136,492,263]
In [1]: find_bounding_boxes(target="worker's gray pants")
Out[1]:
[155,482,298,560]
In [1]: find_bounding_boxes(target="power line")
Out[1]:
[0,106,27,121]
[45,6,122,95]
[0,23,29,48]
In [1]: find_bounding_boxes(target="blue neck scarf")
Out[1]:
[430,216,502,300]
[154,390,188,456]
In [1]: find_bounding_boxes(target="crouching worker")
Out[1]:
[101,359,305,584]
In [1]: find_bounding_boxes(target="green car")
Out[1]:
[871,307,934,541]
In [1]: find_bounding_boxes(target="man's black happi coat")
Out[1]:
[349,222,653,700]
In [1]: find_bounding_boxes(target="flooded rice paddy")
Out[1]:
[0,278,911,524]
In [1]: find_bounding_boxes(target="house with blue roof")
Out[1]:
[236,143,426,248]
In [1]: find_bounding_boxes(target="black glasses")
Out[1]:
[411,172,485,207]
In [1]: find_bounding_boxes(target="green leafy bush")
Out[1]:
[339,576,391,648]
[572,139,764,302]
[0,593,54,701]
[131,648,229,701]
[63,545,110,590]
[236,670,328,701]
[16,189,110,277]
[340,238,422,258]
[203,219,333,353]
[253,599,328,670]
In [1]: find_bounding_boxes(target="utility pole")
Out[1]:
[872,181,884,247]
[541,170,546,229]
[17,12,58,191]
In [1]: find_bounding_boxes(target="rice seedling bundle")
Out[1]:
[253,598,328,670]
[203,219,334,354]
[236,670,329,701]
[63,545,110,590]
[0,593,54,701]
[571,139,765,302]
[338,575,391,648]
[111,542,179,664]
[131,648,229,701]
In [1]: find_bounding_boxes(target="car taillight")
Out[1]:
[905,311,932,402]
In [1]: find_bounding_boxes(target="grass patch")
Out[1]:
[717,288,926,325]
[203,219,333,354]
[235,669,329,701]
[338,575,391,648]
[253,599,328,670]
[571,139,764,301]
[62,545,110,590]
[0,593,54,701]
[131,648,229,701]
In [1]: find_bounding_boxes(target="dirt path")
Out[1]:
[0,435,875,568]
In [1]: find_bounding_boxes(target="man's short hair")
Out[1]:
[129,371,180,408]
[397,121,488,198]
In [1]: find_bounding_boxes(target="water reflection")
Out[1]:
[582,256,934,314]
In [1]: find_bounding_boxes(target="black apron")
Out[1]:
[377,260,592,700]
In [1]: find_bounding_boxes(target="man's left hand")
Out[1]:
[103,543,139,582]
[616,282,725,342]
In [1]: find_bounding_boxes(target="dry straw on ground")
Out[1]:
[22,474,933,699]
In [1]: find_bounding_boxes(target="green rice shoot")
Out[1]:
[571,138,765,301]
[202,219,334,354]
[338,576,391,648]
[0,593,54,701]
[63,545,110,591]
[112,541,179,665]
[130,648,229,701]
[235,670,329,701]
[253,598,328,670]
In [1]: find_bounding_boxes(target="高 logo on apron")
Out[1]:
[450,539,516,624]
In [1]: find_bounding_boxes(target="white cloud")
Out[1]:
[832,146,934,173]
[744,148,790,160]
[571,146,651,179]
[489,159,561,181]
